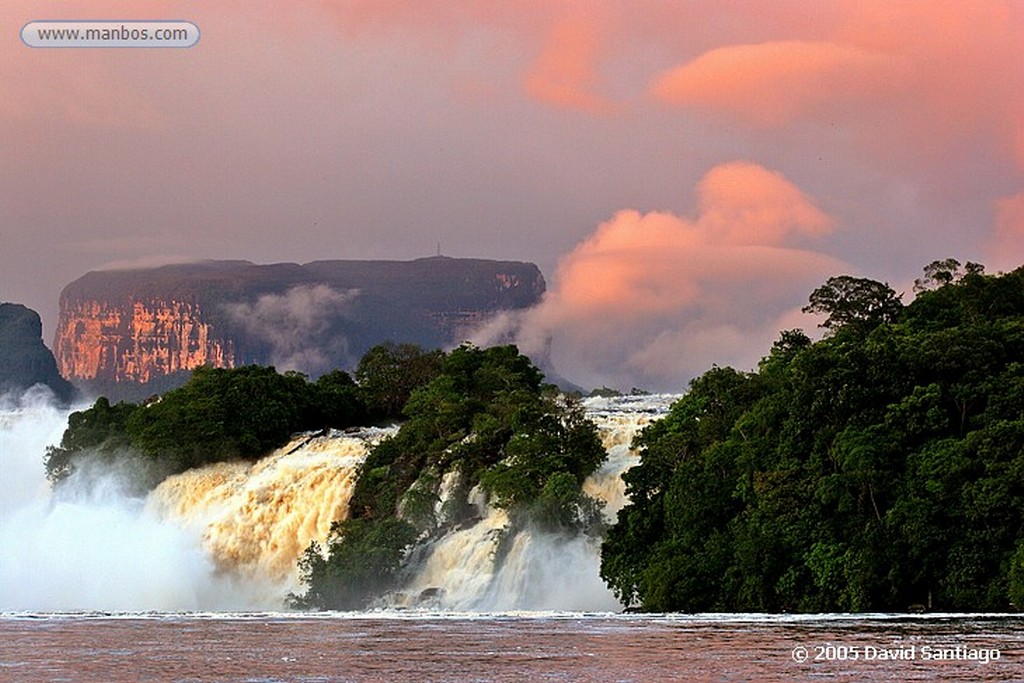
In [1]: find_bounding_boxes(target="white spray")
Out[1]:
[0,390,259,611]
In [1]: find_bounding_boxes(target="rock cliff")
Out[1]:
[0,303,75,403]
[55,258,545,398]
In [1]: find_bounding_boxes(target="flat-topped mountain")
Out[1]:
[55,257,545,398]
[0,303,75,403]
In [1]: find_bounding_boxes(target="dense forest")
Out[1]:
[601,261,1024,612]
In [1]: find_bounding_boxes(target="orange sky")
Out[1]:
[2,1,1022,390]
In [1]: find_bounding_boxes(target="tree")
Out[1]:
[913,258,985,293]
[298,343,609,609]
[355,342,444,419]
[44,397,139,483]
[803,276,903,332]
[293,517,418,610]
[124,365,315,471]
[47,364,371,485]
[311,370,368,428]
[479,395,606,532]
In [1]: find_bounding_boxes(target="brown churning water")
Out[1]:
[1,613,1021,683]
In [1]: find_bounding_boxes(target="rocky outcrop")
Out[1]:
[0,303,75,403]
[55,258,545,397]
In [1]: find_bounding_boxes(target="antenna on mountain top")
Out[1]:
[436,242,442,257]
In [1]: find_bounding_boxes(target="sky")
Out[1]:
[2,1,1022,391]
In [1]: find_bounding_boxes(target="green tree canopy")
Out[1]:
[46,364,369,484]
[803,275,903,332]
[355,342,444,420]
[603,263,1024,612]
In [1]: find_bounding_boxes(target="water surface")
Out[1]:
[2,612,1020,682]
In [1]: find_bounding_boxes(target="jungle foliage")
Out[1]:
[295,343,607,609]
[601,261,1024,612]
[43,345,442,485]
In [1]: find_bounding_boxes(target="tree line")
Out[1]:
[601,261,1024,612]
[44,342,445,487]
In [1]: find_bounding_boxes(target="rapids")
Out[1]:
[148,427,396,594]
[1,393,675,612]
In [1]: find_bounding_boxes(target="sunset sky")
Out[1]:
[2,1,1022,390]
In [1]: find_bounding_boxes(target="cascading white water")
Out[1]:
[0,391,675,612]
[147,426,395,601]
[0,391,396,611]
[386,394,675,611]
[582,394,676,520]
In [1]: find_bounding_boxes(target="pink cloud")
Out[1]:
[6,0,1021,355]
[651,41,895,127]
[696,161,834,245]
[522,17,617,114]
[474,161,849,391]
[647,1,1024,266]
[315,1,622,113]
[648,2,1023,136]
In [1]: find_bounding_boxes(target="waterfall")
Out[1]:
[384,394,674,611]
[1,393,674,612]
[148,427,395,598]
[0,396,256,611]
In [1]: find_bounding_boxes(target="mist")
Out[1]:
[0,390,260,612]
[222,284,360,377]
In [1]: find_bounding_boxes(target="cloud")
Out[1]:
[696,161,834,245]
[223,285,359,376]
[651,41,894,128]
[473,161,849,391]
[313,0,623,113]
[60,235,187,256]
[648,3,1024,175]
[5,0,1022,364]
[92,255,200,271]
[522,17,617,114]
[646,1,1024,274]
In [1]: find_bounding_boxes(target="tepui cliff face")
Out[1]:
[55,258,545,396]
[56,298,234,385]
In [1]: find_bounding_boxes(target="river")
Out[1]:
[1,612,1021,682]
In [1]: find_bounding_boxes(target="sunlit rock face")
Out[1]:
[55,258,545,399]
[54,298,234,385]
